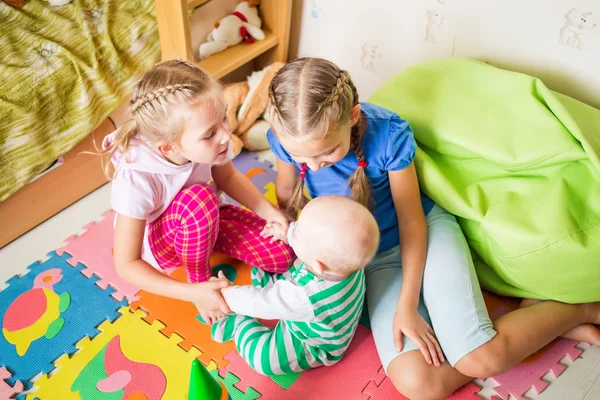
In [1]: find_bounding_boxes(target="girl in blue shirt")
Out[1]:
[266,57,600,399]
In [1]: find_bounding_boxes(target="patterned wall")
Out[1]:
[291,0,599,108]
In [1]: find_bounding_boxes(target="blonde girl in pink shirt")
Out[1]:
[100,60,294,324]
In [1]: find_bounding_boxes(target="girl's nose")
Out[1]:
[219,129,231,144]
[307,160,321,172]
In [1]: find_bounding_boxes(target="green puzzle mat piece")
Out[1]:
[210,370,260,400]
[269,371,301,389]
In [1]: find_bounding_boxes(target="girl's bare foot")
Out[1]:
[520,299,600,346]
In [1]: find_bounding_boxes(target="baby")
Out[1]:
[211,195,380,375]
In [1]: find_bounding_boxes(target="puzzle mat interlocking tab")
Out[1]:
[129,254,255,369]
[56,210,142,303]
[479,292,587,400]
[26,307,212,399]
[211,294,588,400]
[227,150,278,206]
[484,339,587,400]
[53,150,274,305]
[0,367,24,399]
[215,325,483,400]
[0,251,127,391]
[1,150,590,400]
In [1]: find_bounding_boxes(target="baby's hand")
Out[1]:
[194,271,232,325]
[198,309,226,325]
[260,222,288,244]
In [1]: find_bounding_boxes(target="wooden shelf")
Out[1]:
[155,0,290,79]
[197,31,279,79]
[188,0,209,9]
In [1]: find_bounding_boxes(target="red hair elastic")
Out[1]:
[299,164,309,179]
[358,161,368,168]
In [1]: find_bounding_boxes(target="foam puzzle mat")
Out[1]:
[0,150,590,399]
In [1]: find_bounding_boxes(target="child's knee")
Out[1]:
[178,185,219,217]
[388,354,455,400]
[181,184,219,204]
[254,245,295,272]
[454,346,508,378]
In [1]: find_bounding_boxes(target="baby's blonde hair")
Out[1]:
[99,60,222,178]
[300,196,379,274]
[266,57,370,213]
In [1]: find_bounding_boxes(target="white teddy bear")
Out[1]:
[426,10,444,44]
[559,8,596,50]
[199,1,265,60]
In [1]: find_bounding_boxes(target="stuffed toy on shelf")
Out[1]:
[225,62,284,158]
[199,0,265,60]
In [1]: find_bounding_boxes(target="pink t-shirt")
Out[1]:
[103,131,230,268]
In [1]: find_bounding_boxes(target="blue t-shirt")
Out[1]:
[267,102,435,253]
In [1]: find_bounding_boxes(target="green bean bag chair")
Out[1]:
[369,58,600,303]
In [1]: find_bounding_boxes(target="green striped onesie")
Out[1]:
[211,260,366,375]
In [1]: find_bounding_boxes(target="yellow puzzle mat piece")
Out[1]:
[28,307,216,399]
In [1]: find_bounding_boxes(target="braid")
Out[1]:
[267,84,285,124]
[347,76,359,106]
[348,114,371,209]
[317,70,349,113]
[130,84,191,113]
[173,59,196,69]
[327,71,347,104]
[351,125,365,163]
[288,171,309,214]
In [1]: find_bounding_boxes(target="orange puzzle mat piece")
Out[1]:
[129,253,254,368]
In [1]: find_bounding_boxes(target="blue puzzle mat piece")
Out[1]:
[0,251,127,390]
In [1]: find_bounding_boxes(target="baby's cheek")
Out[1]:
[292,239,310,262]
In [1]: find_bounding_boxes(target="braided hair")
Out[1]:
[98,59,222,179]
[266,58,371,212]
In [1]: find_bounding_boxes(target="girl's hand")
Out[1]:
[190,272,232,325]
[393,303,444,367]
[257,203,292,232]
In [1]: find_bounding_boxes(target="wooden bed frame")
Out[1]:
[0,119,113,248]
[0,0,291,249]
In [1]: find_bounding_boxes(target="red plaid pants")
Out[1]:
[148,185,294,283]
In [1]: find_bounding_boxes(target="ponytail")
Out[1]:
[99,118,137,180]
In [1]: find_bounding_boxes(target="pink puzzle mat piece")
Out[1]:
[220,325,374,400]
[363,377,485,400]
[360,365,408,400]
[357,357,485,399]
[57,210,141,303]
[0,367,24,399]
[489,338,584,400]
[220,325,484,399]
[481,292,587,399]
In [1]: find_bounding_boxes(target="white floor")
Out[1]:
[0,184,598,399]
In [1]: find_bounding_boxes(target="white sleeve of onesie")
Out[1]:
[224,281,315,322]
